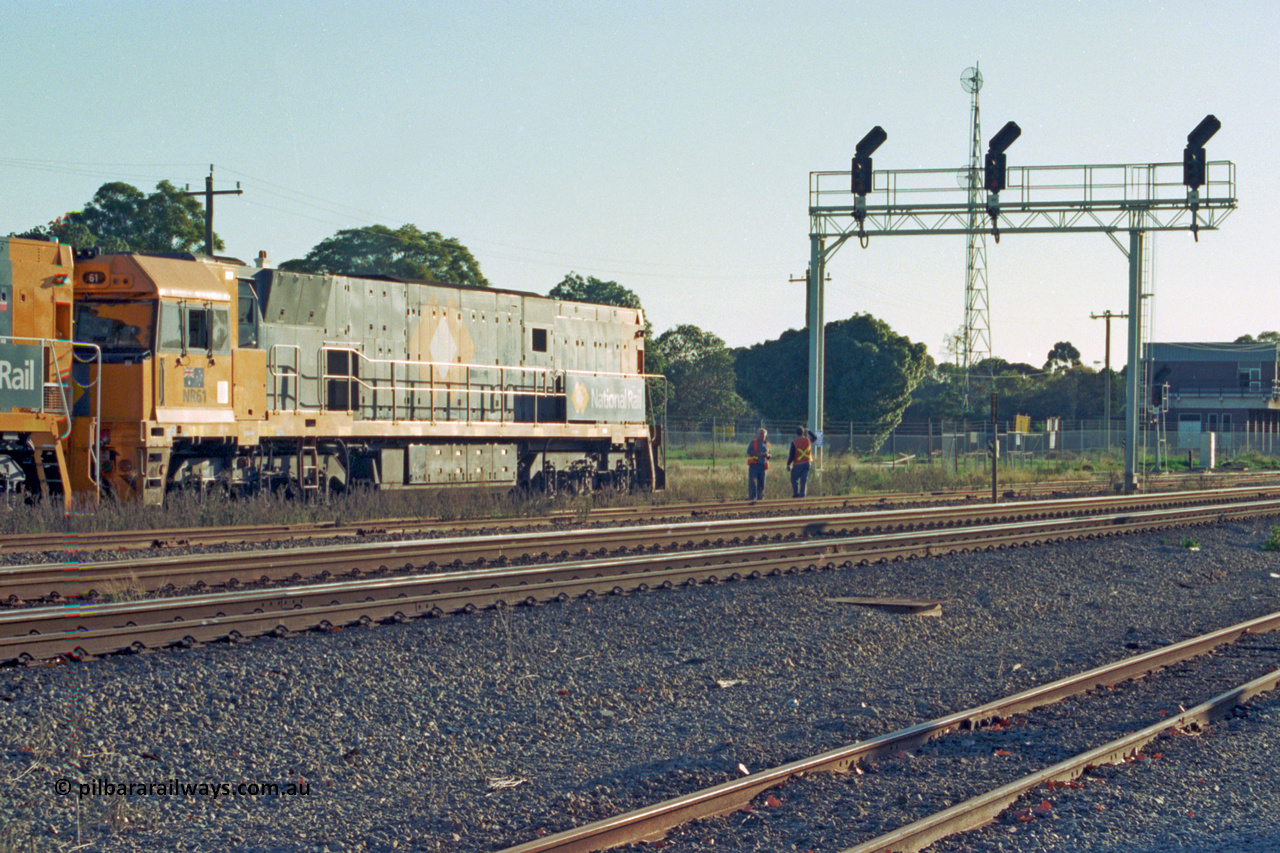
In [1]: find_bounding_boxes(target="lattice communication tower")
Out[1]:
[961,65,990,409]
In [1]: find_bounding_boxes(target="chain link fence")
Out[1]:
[664,417,1280,468]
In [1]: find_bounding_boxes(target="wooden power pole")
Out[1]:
[183,165,243,256]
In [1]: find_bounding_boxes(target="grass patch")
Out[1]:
[1262,526,1280,552]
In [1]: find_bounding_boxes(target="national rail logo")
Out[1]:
[571,380,590,416]
[0,358,35,390]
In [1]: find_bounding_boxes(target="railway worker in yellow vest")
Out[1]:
[787,426,816,498]
[746,428,770,501]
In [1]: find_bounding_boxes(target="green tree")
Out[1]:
[1044,341,1082,374]
[734,314,929,449]
[18,181,216,253]
[550,272,642,311]
[280,225,488,286]
[653,325,752,420]
[1235,331,1280,343]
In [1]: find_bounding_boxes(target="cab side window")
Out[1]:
[159,303,183,351]
[187,307,210,351]
[237,281,259,348]
[157,302,230,354]
[210,308,230,354]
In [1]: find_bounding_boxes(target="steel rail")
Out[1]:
[3,486,1278,604]
[5,496,1280,663]
[496,610,1280,853]
[842,667,1280,853]
[6,469,1277,557]
[0,480,1109,556]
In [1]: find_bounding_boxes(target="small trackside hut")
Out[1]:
[71,251,663,504]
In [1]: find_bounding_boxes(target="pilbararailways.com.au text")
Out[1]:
[55,777,310,800]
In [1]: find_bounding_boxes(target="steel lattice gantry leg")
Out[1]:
[1125,228,1144,492]
[807,234,826,467]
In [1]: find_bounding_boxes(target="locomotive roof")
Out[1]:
[76,252,234,303]
[263,268,547,302]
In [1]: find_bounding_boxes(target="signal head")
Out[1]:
[988,121,1022,154]
[855,126,887,158]
[1187,114,1220,148]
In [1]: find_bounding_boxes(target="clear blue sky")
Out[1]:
[3,0,1274,369]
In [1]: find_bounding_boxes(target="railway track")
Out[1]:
[4,486,1279,604]
[0,479,1108,556]
[495,611,1280,853]
[5,491,1280,663]
[5,468,1274,558]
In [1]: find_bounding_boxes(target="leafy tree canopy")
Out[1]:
[1044,341,1082,373]
[17,181,217,254]
[734,314,929,448]
[1235,331,1280,343]
[652,324,752,421]
[550,272,642,310]
[973,357,1040,377]
[280,225,488,286]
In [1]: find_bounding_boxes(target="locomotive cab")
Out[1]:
[73,252,256,502]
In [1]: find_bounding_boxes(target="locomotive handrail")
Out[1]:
[0,334,99,436]
[316,345,653,426]
[68,342,103,485]
[267,344,303,413]
[318,345,565,424]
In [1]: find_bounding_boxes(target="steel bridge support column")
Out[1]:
[807,234,825,469]
[1124,228,1143,493]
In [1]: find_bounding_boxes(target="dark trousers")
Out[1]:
[747,465,767,500]
[790,463,810,497]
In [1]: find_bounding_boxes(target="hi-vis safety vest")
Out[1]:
[748,440,768,468]
[793,436,812,464]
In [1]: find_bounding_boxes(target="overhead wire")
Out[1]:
[3,156,795,286]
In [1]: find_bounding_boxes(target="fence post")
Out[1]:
[711,417,716,469]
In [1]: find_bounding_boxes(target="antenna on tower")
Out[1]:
[960,65,991,413]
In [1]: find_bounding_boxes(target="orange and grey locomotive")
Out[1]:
[0,238,99,506]
[69,249,662,504]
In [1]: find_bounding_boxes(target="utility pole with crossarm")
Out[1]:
[183,165,243,257]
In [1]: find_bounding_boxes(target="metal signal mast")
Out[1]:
[961,65,990,410]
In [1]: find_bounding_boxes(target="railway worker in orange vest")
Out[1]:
[787,426,816,498]
[746,428,770,501]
